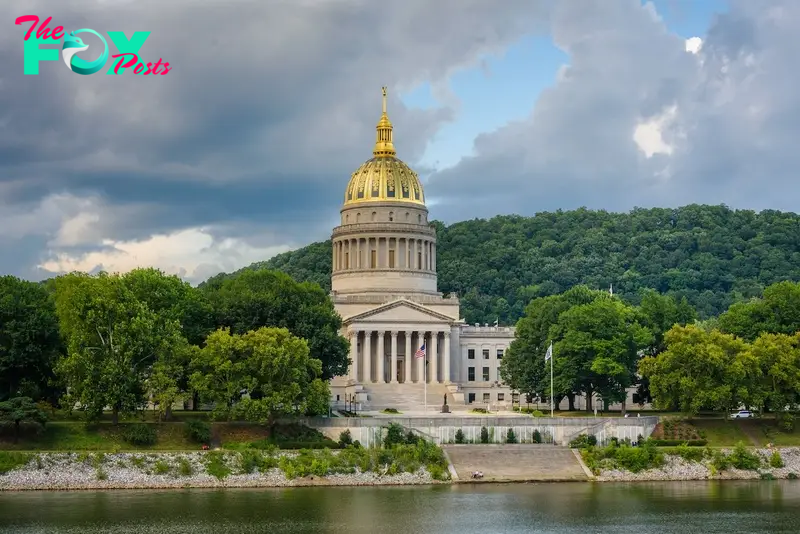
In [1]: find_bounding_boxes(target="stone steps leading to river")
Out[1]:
[443,444,589,482]
[364,383,454,411]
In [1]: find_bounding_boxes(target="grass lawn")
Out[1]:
[0,421,335,452]
[758,421,800,446]
[689,419,752,447]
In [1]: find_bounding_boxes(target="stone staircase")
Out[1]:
[443,444,589,482]
[363,383,454,411]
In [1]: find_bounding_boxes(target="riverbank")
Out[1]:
[596,447,800,482]
[0,448,445,491]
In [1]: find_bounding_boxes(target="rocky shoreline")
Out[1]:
[0,452,438,491]
[597,447,800,482]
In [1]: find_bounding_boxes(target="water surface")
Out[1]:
[1,481,798,533]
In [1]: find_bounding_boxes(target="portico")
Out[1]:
[347,328,452,384]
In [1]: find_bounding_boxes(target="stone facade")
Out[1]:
[328,88,517,411]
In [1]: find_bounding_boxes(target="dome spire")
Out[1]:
[373,86,396,157]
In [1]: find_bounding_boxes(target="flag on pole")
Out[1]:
[609,283,613,296]
[415,343,426,359]
[544,342,553,362]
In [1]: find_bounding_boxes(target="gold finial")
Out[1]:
[373,86,396,157]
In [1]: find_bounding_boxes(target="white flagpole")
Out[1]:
[424,351,427,414]
[550,343,554,418]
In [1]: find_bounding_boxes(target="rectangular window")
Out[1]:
[336,395,340,401]
[483,393,490,402]
[370,250,377,268]
[482,367,490,381]
[512,393,520,403]
[482,349,490,359]
[388,249,395,268]
[468,349,475,360]
[497,349,503,359]
[468,393,475,404]
[345,252,350,269]
[468,367,475,381]
[497,393,505,402]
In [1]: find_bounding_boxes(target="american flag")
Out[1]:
[414,343,426,359]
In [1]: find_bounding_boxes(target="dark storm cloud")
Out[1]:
[0,0,551,279]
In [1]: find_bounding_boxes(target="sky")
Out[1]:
[1,0,798,284]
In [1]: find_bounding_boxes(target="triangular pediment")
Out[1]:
[343,298,454,324]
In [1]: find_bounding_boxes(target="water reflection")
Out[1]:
[1,481,799,533]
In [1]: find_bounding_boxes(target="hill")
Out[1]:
[214,205,800,324]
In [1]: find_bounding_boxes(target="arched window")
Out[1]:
[405,212,410,221]
[356,212,361,222]
[345,214,349,223]
[418,214,422,223]
[371,212,377,221]
[389,211,394,221]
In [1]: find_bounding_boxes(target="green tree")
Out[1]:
[0,396,48,443]
[748,332,800,412]
[52,272,184,424]
[718,281,800,340]
[0,276,63,402]
[202,269,349,379]
[189,327,330,425]
[639,325,763,415]
[553,297,652,413]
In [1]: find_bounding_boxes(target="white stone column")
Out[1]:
[363,330,372,384]
[349,330,359,382]
[443,331,451,383]
[376,331,385,383]
[390,331,398,383]
[404,331,412,383]
[416,331,425,383]
[430,331,439,383]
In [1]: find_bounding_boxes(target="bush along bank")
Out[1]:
[0,431,451,491]
[569,435,800,481]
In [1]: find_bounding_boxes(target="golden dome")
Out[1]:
[343,87,425,206]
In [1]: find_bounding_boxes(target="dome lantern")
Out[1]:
[343,87,425,207]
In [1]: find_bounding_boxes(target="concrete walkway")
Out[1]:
[443,444,589,482]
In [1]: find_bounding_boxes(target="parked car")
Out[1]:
[730,410,754,419]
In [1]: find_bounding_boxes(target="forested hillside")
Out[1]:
[221,205,800,324]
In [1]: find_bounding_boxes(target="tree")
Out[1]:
[500,286,601,409]
[0,276,63,402]
[52,272,184,424]
[189,327,330,426]
[0,396,47,443]
[553,297,652,413]
[639,325,763,415]
[635,290,697,404]
[718,281,800,341]
[748,332,800,412]
[239,205,800,324]
[202,269,349,379]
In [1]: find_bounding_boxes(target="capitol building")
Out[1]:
[329,89,516,411]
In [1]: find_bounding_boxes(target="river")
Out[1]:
[1,481,799,533]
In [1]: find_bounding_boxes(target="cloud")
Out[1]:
[0,0,551,280]
[427,0,800,219]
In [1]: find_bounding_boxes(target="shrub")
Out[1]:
[667,443,706,463]
[649,439,708,447]
[569,434,597,449]
[338,429,353,447]
[204,451,231,479]
[382,408,401,414]
[711,450,730,471]
[153,460,171,475]
[531,410,545,417]
[533,430,542,444]
[778,413,795,433]
[455,429,465,444]
[471,408,489,414]
[384,423,406,448]
[506,428,517,444]
[0,452,31,474]
[728,442,761,470]
[480,426,489,444]
[185,420,211,444]
[95,467,107,480]
[788,472,798,480]
[770,451,784,469]
[760,472,775,480]
[122,424,157,446]
[178,458,194,477]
